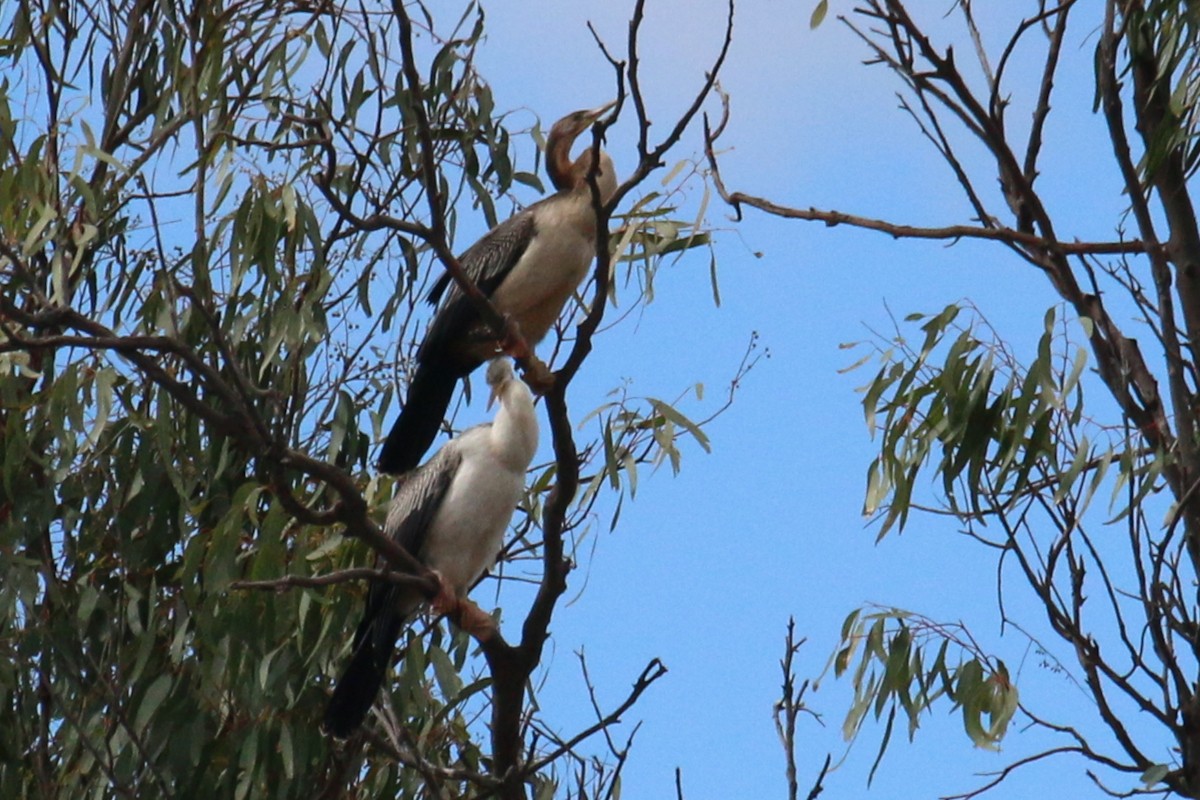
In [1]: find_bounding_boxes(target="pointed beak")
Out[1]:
[487,382,502,411]
[584,99,618,125]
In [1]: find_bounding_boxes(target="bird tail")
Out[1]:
[323,614,403,737]
[378,358,462,475]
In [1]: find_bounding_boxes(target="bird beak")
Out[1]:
[487,383,501,411]
[584,99,618,124]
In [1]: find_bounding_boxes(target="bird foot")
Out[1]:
[428,570,458,617]
[520,357,556,395]
[497,317,533,361]
[452,598,499,642]
[427,573,497,642]
[492,316,555,394]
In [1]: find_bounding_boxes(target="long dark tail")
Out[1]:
[323,609,404,737]
[378,357,463,475]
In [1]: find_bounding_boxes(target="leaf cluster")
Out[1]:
[828,607,1018,784]
[0,0,740,797]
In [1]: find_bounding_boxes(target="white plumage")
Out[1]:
[324,358,537,737]
[398,359,538,595]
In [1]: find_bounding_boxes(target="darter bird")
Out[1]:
[377,101,616,475]
[325,358,538,737]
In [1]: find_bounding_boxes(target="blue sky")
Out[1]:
[401,1,1165,798]
[2,1,1167,795]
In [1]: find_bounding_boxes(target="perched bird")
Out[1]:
[324,358,538,737]
[378,101,617,475]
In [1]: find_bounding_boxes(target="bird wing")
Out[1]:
[356,444,463,651]
[384,443,463,559]
[420,210,538,358]
[323,443,464,736]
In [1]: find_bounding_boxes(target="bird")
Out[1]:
[324,358,538,738]
[377,101,617,475]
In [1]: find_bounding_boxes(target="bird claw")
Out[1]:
[427,572,497,642]
[520,358,556,395]
[429,570,458,617]
[453,598,499,642]
[497,317,532,361]
[491,316,555,394]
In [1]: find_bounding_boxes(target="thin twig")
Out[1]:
[229,567,431,592]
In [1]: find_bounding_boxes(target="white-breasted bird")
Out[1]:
[325,358,538,737]
[377,102,616,475]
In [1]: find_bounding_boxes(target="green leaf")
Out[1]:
[651,399,712,453]
[868,705,896,785]
[1141,764,1170,787]
[279,720,295,780]
[708,250,722,307]
[135,674,173,732]
[429,642,464,697]
[843,674,876,740]
[661,158,688,186]
[810,0,829,29]
[77,584,100,623]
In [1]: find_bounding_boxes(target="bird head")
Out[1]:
[485,358,515,410]
[546,100,618,194]
[549,100,617,143]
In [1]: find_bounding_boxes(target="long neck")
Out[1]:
[490,381,538,470]
[568,150,616,203]
[548,134,616,200]
[546,129,577,191]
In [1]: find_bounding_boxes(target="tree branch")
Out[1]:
[229,567,431,592]
[523,658,667,775]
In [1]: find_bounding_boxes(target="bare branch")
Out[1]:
[699,174,1148,256]
[523,658,667,775]
[229,567,431,592]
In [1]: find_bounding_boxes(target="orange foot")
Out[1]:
[497,317,532,361]
[428,572,498,642]
[429,570,457,617]
[453,598,499,642]
[520,358,555,395]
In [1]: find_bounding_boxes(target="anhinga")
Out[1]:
[377,101,617,475]
[324,358,538,737]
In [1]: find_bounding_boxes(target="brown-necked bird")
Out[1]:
[377,102,616,475]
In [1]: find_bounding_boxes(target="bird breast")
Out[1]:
[488,190,599,346]
[419,432,526,597]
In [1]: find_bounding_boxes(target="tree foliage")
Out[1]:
[711,0,1200,796]
[0,1,737,797]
